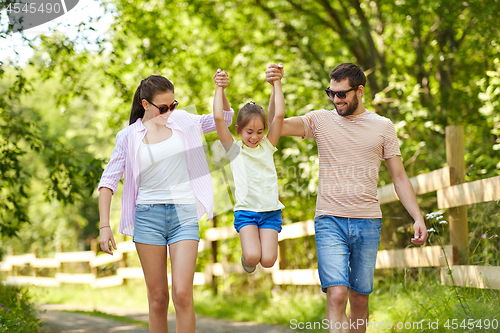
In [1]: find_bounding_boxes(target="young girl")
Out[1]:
[213,64,285,273]
[98,74,233,333]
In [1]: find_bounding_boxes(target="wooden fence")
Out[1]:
[1,126,499,290]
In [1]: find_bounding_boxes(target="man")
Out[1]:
[266,63,428,333]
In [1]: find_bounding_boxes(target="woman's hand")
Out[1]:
[99,226,117,255]
[266,63,284,84]
[213,69,229,88]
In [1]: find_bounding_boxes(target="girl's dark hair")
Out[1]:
[129,75,175,124]
[330,63,366,87]
[236,102,267,133]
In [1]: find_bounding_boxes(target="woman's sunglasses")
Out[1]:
[325,86,359,99]
[147,100,179,114]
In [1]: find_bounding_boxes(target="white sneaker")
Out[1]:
[241,256,256,273]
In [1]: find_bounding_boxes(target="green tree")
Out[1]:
[0,67,103,240]
[0,26,106,249]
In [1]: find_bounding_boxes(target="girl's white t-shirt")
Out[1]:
[136,130,196,204]
[227,136,285,212]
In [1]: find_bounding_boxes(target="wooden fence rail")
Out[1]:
[0,241,454,288]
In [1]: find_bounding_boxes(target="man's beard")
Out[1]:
[334,95,358,117]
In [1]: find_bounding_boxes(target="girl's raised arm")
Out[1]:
[267,63,285,147]
[213,69,234,152]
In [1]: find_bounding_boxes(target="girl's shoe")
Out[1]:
[241,256,256,273]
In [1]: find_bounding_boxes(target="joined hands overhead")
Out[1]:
[213,68,229,88]
[266,62,284,85]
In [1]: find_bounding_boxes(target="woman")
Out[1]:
[98,73,232,332]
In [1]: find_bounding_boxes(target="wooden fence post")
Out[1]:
[446,126,469,264]
[211,215,218,295]
[278,240,287,270]
[12,249,18,277]
[31,243,38,277]
[56,242,63,274]
[277,205,287,271]
[278,240,287,290]
[120,235,128,285]
[90,239,98,277]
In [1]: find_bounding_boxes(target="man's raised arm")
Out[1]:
[266,63,306,137]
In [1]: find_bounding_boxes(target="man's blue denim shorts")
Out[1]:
[233,210,283,233]
[314,215,382,294]
[133,203,199,246]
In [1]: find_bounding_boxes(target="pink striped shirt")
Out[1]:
[98,109,234,236]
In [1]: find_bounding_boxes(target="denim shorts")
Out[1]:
[315,215,382,294]
[133,204,199,246]
[233,210,283,233]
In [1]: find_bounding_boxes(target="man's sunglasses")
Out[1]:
[147,100,179,114]
[325,86,359,99]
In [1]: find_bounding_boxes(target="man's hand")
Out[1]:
[411,220,428,246]
[266,62,284,85]
[213,68,229,88]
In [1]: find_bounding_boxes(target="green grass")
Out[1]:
[0,284,41,333]
[371,266,500,332]
[67,310,148,327]
[31,280,150,311]
[193,286,326,326]
[194,274,500,333]
[25,269,500,333]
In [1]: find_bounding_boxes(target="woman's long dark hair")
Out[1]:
[129,75,175,124]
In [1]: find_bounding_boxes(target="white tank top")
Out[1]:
[136,130,196,204]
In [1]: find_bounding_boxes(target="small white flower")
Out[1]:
[439,220,448,224]
[425,212,443,220]
[426,212,437,219]
[427,228,436,232]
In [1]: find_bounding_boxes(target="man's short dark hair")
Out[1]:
[330,63,366,87]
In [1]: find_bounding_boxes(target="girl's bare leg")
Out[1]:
[239,225,261,266]
[258,229,279,268]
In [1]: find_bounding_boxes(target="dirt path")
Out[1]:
[39,304,297,333]
[40,310,149,333]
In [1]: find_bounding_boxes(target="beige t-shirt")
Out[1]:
[227,137,285,212]
[301,109,401,218]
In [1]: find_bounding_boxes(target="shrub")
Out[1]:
[0,284,41,333]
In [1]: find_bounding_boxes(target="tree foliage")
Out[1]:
[0,23,106,244]
[0,66,104,239]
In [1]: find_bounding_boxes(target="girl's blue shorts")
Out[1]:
[233,209,283,233]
